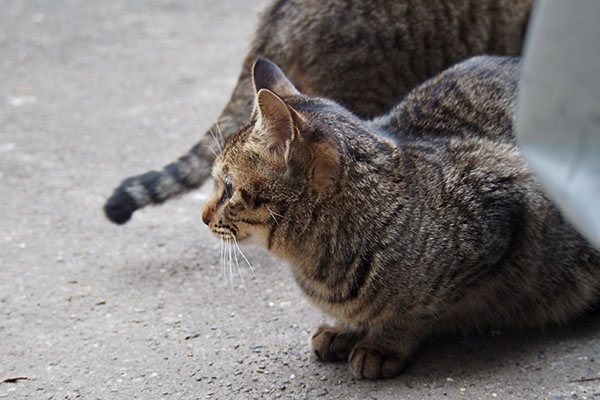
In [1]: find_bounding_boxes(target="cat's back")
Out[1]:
[375,56,520,145]
[254,0,532,117]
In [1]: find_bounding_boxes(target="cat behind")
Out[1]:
[104,0,533,224]
[201,57,600,379]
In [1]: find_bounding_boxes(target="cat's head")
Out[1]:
[201,59,343,250]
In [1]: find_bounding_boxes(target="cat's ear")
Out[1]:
[255,88,296,159]
[253,58,300,98]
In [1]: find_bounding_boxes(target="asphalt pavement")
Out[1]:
[1,1,599,399]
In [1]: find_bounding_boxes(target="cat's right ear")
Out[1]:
[253,58,300,98]
[254,88,296,160]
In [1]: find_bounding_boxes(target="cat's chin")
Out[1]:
[235,232,267,250]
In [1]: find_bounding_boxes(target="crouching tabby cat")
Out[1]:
[201,57,600,379]
[104,0,533,224]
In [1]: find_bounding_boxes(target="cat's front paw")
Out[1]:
[348,341,406,379]
[311,325,361,362]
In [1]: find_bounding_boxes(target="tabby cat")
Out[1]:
[200,57,600,379]
[104,0,533,224]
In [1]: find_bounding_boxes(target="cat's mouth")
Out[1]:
[212,225,237,241]
[211,223,250,242]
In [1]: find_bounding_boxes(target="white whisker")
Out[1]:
[222,239,228,286]
[232,235,256,280]
[233,243,246,290]
[228,238,234,293]
[268,208,280,226]
[202,144,219,159]
[269,208,285,219]
[208,127,222,152]
[215,121,225,149]
[219,238,225,283]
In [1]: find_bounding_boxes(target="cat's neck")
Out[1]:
[270,139,401,273]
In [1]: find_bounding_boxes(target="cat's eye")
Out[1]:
[219,181,233,204]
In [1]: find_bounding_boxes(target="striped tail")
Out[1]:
[103,141,216,224]
[104,143,215,225]
[104,64,256,225]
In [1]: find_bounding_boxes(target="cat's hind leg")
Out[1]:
[311,325,363,362]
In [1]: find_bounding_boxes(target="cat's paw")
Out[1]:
[311,325,360,362]
[348,341,405,379]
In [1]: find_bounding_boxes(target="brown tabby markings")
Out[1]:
[104,0,533,224]
[201,57,600,380]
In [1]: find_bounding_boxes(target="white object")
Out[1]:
[517,0,600,248]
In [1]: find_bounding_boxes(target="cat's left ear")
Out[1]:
[253,58,300,98]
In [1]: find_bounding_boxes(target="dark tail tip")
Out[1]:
[104,187,138,225]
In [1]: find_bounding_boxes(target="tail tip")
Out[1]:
[104,189,137,225]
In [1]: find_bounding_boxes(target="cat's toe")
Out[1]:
[311,325,360,362]
[348,342,405,379]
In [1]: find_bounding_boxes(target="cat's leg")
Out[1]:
[311,325,364,362]
[347,321,429,379]
[348,339,409,379]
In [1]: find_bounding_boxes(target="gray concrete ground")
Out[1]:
[1,1,599,399]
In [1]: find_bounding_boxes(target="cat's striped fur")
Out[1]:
[104,0,533,224]
[201,57,600,379]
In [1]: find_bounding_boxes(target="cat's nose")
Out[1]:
[201,206,213,226]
